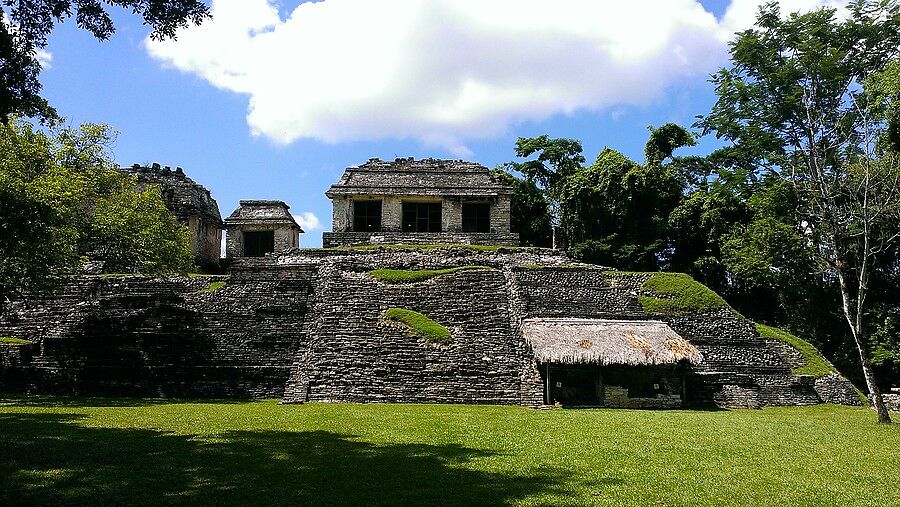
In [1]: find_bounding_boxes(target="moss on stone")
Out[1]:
[638,272,728,315]
[383,308,451,344]
[369,266,491,284]
[0,337,32,346]
[755,324,837,378]
[189,281,227,295]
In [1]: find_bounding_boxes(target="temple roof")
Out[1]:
[523,318,701,366]
[326,157,514,198]
[122,164,222,225]
[224,200,303,231]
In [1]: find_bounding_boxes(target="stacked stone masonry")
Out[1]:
[0,248,862,408]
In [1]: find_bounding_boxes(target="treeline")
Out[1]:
[500,1,900,404]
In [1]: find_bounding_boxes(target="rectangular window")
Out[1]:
[462,203,491,233]
[353,200,382,232]
[243,230,275,257]
[402,202,442,232]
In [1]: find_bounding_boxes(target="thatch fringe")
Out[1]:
[523,318,701,366]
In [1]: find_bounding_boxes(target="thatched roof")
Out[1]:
[523,318,701,366]
[325,157,513,197]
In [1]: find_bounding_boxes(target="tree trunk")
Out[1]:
[835,262,892,423]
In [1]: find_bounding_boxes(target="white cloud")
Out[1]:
[293,212,322,231]
[146,0,840,154]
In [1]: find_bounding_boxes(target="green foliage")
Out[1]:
[638,272,729,315]
[755,324,838,377]
[0,336,31,346]
[644,123,696,167]
[1,1,209,122]
[562,147,684,270]
[492,170,552,247]
[0,400,897,505]
[0,119,194,303]
[369,266,491,284]
[382,308,451,343]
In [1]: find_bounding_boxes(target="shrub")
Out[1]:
[369,266,491,284]
[383,308,451,344]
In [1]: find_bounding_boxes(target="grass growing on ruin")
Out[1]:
[0,400,896,506]
[755,324,837,377]
[637,272,729,315]
[382,308,451,343]
[191,281,227,294]
[369,266,491,283]
[0,337,31,346]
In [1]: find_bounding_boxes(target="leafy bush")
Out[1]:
[369,266,491,284]
[755,324,837,377]
[638,272,729,315]
[382,308,451,344]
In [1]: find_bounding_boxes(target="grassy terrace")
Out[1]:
[755,324,838,377]
[0,400,896,506]
[636,272,730,315]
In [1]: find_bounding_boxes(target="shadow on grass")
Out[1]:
[0,413,595,506]
[0,396,254,408]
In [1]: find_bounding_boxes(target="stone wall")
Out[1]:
[322,231,520,248]
[0,269,314,398]
[0,247,863,409]
[328,194,514,241]
[225,225,299,258]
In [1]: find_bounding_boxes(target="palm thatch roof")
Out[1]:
[523,318,701,366]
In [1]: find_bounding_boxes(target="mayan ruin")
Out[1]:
[0,159,864,409]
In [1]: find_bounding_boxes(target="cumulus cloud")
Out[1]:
[147,0,840,154]
[294,212,322,232]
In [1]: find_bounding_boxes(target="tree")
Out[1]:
[697,0,900,423]
[0,118,193,306]
[492,170,552,247]
[1,0,209,121]
[507,136,585,248]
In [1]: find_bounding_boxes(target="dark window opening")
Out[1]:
[402,202,442,232]
[353,200,382,232]
[462,202,491,233]
[243,230,275,257]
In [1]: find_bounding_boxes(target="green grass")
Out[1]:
[755,324,837,377]
[0,337,31,346]
[369,266,491,283]
[382,308,451,343]
[637,272,729,315]
[0,400,896,506]
[190,281,227,294]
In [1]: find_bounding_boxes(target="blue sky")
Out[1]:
[35,0,838,247]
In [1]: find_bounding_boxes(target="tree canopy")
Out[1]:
[0,0,209,121]
[0,118,193,304]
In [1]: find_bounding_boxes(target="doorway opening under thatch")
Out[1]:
[541,364,688,408]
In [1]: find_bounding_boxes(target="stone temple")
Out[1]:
[0,158,863,409]
[323,157,519,247]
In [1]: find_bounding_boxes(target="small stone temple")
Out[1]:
[224,200,303,258]
[322,157,519,247]
[122,163,223,268]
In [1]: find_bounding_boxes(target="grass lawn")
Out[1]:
[0,400,897,506]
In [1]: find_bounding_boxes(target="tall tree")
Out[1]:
[1,0,209,121]
[0,118,193,306]
[492,170,553,247]
[507,136,585,248]
[697,0,900,423]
